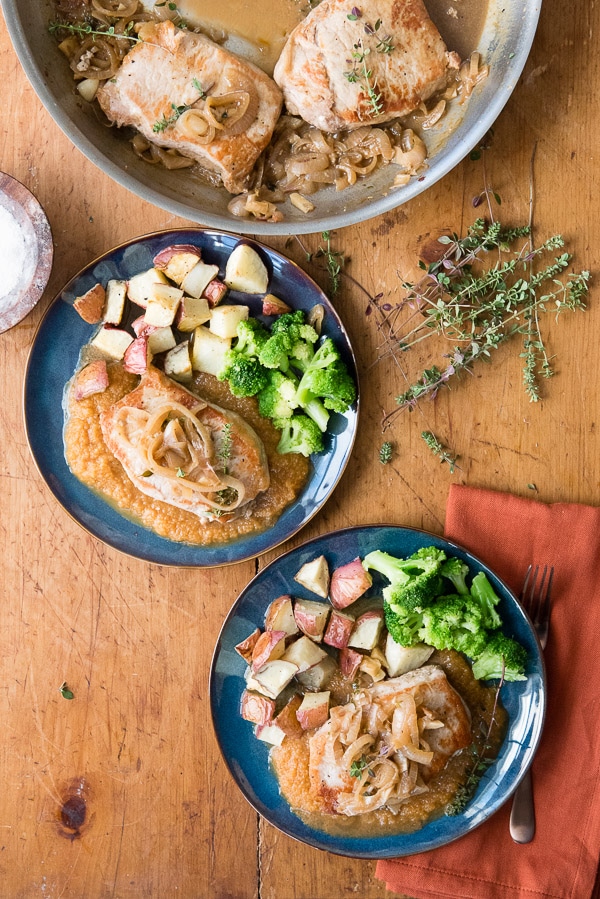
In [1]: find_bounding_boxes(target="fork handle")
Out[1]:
[509,769,535,843]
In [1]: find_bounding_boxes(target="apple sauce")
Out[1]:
[64,363,309,545]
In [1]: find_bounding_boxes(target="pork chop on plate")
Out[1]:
[308,665,471,816]
[274,0,457,132]
[100,366,269,520]
[97,21,283,193]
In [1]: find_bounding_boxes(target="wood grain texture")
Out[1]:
[0,0,598,895]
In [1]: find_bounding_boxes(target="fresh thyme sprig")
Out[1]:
[344,10,393,117]
[379,441,393,464]
[49,19,140,42]
[218,423,233,474]
[421,431,459,472]
[153,78,207,132]
[371,217,589,425]
[445,673,504,816]
[313,231,345,295]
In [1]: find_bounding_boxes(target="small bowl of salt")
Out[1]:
[0,172,53,334]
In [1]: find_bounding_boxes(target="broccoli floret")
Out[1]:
[257,370,299,425]
[258,310,318,374]
[362,548,444,614]
[297,362,357,413]
[383,598,425,647]
[234,318,270,357]
[441,557,470,595]
[219,356,269,397]
[470,572,503,630]
[276,414,324,457]
[411,546,447,563]
[419,594,489,657]
[471,632,528,682]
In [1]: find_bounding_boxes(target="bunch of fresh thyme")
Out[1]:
[368,217,589,430]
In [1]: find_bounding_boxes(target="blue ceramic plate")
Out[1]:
[210,525,546,857]
[23,229,358,567]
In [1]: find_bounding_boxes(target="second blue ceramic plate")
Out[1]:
[24,230,358,567]
[210,525,546,858]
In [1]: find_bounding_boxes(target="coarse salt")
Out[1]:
[0,204,28,302]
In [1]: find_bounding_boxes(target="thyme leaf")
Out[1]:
[379,441,393,464]
[421,431,459,472]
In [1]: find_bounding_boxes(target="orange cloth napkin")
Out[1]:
[376,485,600,899]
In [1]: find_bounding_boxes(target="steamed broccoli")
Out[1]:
[234,318,270,357]
[383,599,425,647]
[258,310,318,373]
[441,557,470,595]
[471,632,528,681]
[469,572,502,630]
[258,370,299,426]
[297,362,357,412]
[419,594,489,657]
[220,356,269,397]
[218,318,270,396]
[276,414,324,457]
[362,548,445,616]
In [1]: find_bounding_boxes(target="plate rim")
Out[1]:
[22,227,360,568]
[209,523,547,857]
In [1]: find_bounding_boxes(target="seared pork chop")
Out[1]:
[100,366,269,520]
[274,0,454,132]
[308,665,471,815]
[97,21,283,193]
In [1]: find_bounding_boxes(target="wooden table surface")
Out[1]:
[1,0,598,896]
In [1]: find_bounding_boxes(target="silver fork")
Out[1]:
[509,564,554,844]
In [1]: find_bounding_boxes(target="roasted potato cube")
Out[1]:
[175,296,211,331]
[293,599,330,642]
[225,244,269,293]
[103,279,127,325]
[72,360,109,400]
[73,283,105,324]
[330,558,373,609]
[191,326,231,376]
[164,342,192,382]
[339,647,363,679]
[295,691,330,731]
[262,293,291,316]
[294,555,330,598]
[323,609,356,649]
[203,278,228,307]
[153,244,203,285]
[240,690,275,726]
[384,636,434,677]
[143,284,184,327]
[252,660,299,700]
[295,655,337,691]
[264,595,299,637]
[274,694,303,737]
[255,722,287,746]
[281,635,328,672]
[181,260,220,298]
[209,304,250,340]
[147,327,177,355]
[123,336,150,374]
[234,627,261,664]
[127,267,169,308]
[89,326,134,360]
[348,609,384,651]
[251,630,288,672]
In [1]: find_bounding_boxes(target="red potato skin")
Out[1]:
[153,245,202,269]
[240,690,275,726]
[323,610,355,649]
[251,630,287,672]
[131,315,160,338]
[262,294,291,316]
[203,278,228,307]
[274,694,303,737]
[72,360,109,400]
[293,603,330,642]
[339,647,363,679]
[123,336,150,374]
[264,595,298,635]
[234,627,261,663]
[73,283,106,324]
[296,697,330,731]
[329,558,373,609]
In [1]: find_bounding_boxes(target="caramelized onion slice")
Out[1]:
[205,90,257,135]
[175,109,216,144]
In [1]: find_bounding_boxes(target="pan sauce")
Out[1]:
[173,0,490,77]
